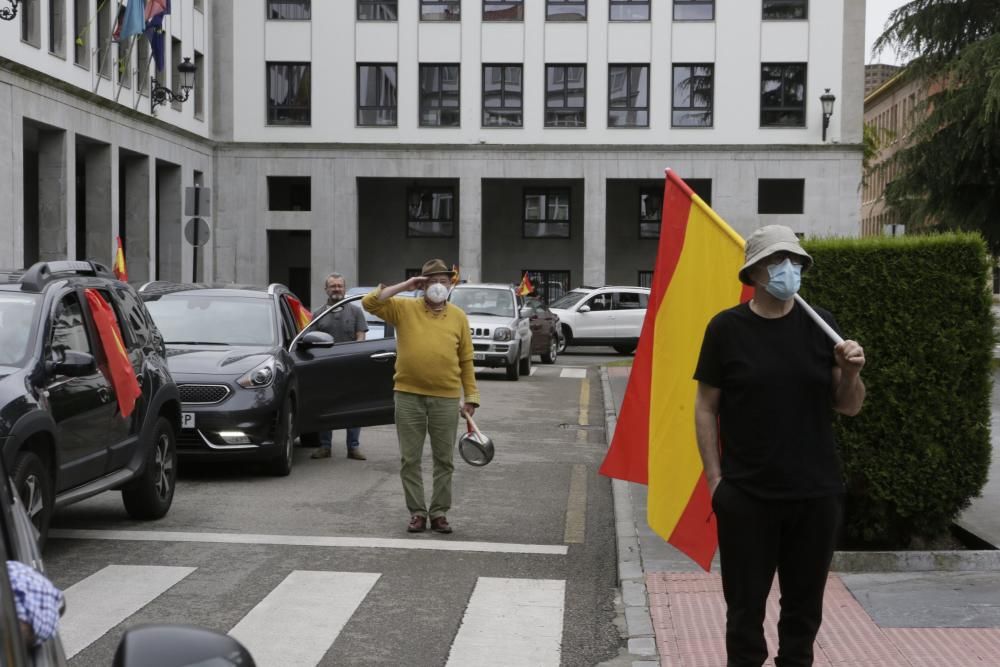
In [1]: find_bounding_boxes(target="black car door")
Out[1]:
[290,296,396,432]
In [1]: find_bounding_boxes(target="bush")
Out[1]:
[801,233,993,548]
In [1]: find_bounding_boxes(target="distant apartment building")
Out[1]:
[864,63,900,96]
[2,0,867,307]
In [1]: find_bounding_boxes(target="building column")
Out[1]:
[582,167,607,287]
[123,154,151,282]
[84,143,112,265]
[459,174,482,283]
[323,171,358,306]
[38,130,68,262]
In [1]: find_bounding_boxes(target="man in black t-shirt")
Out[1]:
[694,225,866,667]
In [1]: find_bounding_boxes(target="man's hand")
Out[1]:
[708,475,722,498]
[462,402,477,417]
[834,339,865,375]
[404,276,428,291]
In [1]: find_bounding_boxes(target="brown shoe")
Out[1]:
[430,516,453,534]
[407,515,427,533]
[310,448,332,459]
[347,449,367,461]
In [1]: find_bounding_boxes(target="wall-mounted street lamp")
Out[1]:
[151,57,197,112]
[820,88,837,142]
[0,0,21,21]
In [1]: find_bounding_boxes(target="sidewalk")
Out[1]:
[603,365,1000,666]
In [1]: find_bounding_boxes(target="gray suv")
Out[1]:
[449,284,532,381]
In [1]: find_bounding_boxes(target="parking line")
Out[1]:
[61,564,196,658]
[530,366,538,376]
[446,577,565,666]
[229,571,380,667]
[50,529,569,555]
[560,368,587,379]
[564,464,588,544]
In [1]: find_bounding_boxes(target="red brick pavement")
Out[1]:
[647,572,1000,666]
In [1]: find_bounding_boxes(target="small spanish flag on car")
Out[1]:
[517,272,534,297]
[113,236,128,282]
[284,295,312,331]
[84,289,141,418]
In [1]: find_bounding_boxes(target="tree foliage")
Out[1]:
[873,0,1000,250]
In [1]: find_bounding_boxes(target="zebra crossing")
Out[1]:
[60,565,567,666]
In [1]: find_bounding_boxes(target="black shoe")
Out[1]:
[407,515,427,533]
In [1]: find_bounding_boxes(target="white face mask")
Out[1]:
[425,282,449,304]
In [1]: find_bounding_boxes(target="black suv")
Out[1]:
[139,284,396,475]
[0,261,179,546]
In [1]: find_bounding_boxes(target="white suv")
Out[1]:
[549,286,650,355]
[450,283,533,380]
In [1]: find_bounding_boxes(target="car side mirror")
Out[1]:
[578,305,591,313]
[51,350,96,377]
[298,331,335,349]
[113,624,255,667]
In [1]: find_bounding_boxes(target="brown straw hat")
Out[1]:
[738,225,813,285]
[421,258,456,277]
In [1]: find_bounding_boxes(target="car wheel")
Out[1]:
[268,400,295,477]
[123,417,177,520]
[541,334,558,364]
[12,451,53,548]
[505,346,521,381]
[613,345,637,355]
[519,345,532,375]
[558,326,571,353]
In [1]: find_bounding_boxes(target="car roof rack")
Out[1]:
[18,260,114,292]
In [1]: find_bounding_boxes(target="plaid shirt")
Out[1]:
[6,560,63,645]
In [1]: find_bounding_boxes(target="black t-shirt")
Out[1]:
[693,301,844,499]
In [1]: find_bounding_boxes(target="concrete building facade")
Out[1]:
[3,0,866,308]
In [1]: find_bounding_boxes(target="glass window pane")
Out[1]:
[673,4,713,21]
[358,1,398,20]
[268,1,311,20]
[610,3,650,21]
[633,67,649,106]
[547,2,587,20]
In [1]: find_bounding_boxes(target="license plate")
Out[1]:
[181,412,196,429]
[473,353,486,361]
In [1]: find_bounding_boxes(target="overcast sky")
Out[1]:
[866,0,909,65]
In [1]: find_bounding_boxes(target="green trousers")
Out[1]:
[394,391,461,519]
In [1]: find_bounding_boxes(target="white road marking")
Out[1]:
[446,577,565,666]
[560,368,587,378]
[50,529,569,555]
[530,365,537,375]
[60,564,196,658]
[229,571,380,667]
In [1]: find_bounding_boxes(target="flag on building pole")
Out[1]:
[451,264,460,286]
[143,0,170,71]
[284,295,312,331]
[84,289,142,419]
[517,272,534,297]
[144,0,169,22]
[113,236,128,281]
[118,0,146,41]
[598,169,752,571]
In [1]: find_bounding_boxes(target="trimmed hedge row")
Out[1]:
[800,233,993,548]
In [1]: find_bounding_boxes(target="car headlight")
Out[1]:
[493,327,512,342]
[237,357,276,389]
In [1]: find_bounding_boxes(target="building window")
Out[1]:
[608,64,649,127]
[194,51,204,119]
[117,39,131,89]
[638,271,653,288]
[20,0,39,46]
[49,0,65,56]
[357,63,398,126]
[763,0,807,20]
[267,1,311,20]
[73,0,87,68]
[419,64,460,127]
[484,0,523,20]
[170,38,182,109]
[407,187,455,237]
[358,1,397,20]
[610,0,649,21]
[97,0,111,77]
[761,63,807,127]
[267,62,311,126]
[137,37,150,95]
[547,0,587,20]
[524,189,571,239]
[545,65,586,128]
[483,65,523,127]
[673,0,713,20]
[522,270,570,303]
[640,179,712,238]
[672,64,713,127]
[758,179,805,214]
[193,0,204,11]
[268,177,312,211]
[421,0,461,21]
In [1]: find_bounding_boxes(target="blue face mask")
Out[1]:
[764,259,802,301]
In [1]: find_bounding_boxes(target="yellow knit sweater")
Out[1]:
[362,287,480,405]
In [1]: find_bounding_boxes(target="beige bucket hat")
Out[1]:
[738,225,813,285]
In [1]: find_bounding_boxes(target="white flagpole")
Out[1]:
[793,294,844,345]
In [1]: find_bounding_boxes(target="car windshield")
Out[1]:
[145,295,276,346]
[0,294,39,366]
[450,288,515,318]
[550,291,588,309]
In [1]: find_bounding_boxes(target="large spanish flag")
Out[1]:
[599,169,752,571]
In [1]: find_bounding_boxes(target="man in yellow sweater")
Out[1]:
[362,259,480,534]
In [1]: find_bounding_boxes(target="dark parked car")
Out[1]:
[523,296,562,364]
[139,285,397,474]
[0,261,179,546]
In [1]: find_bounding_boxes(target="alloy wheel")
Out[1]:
[154,433,174,500]
[22,474,44,523]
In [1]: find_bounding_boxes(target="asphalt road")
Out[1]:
[42,346,629,666]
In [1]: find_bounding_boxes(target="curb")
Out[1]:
[601,366,659,666]
[832,549,1000,573]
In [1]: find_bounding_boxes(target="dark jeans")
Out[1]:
[318,427,361,451]
[712,480,842,667]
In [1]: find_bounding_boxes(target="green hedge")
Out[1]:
[800,233,993,548]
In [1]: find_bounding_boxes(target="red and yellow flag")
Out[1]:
[517,272,534,297]
[452,264,461,286]
[599,169,752,571]
[84,289,142,419]
[113,236,128,282]
[284,295,312,331]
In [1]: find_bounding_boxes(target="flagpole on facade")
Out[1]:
[134,52,154,111]
[92,0,118,95]
[793,294,844,345]
[114,34,137,103]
